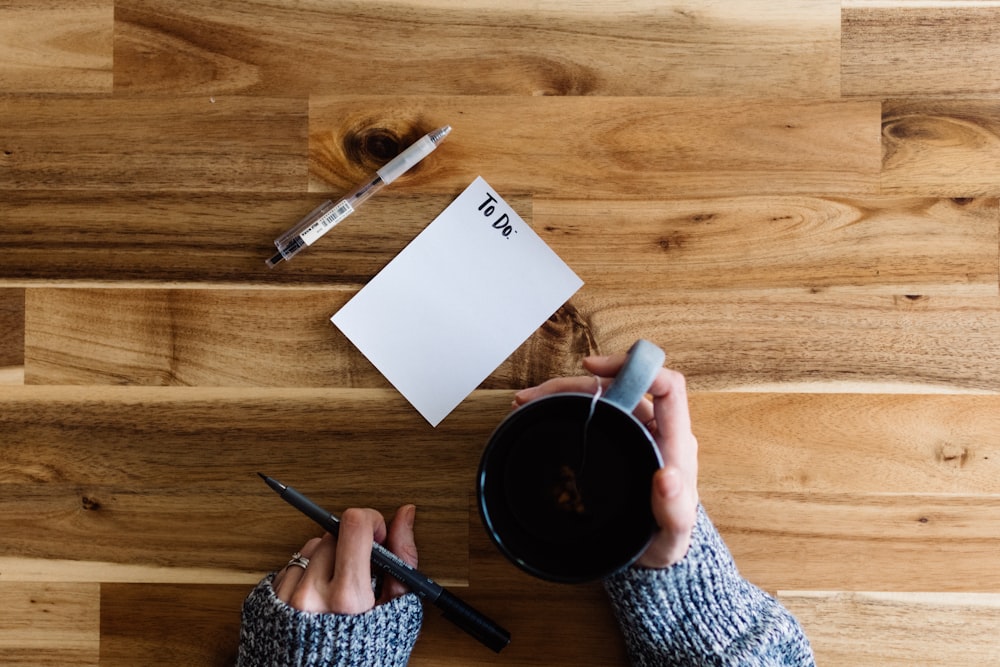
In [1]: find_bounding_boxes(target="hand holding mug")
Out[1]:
[514,354,698,569]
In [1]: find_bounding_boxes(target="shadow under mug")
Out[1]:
[477,340,666,583]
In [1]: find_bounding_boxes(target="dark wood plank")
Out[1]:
[99,584,244,666]
[0,192,476,286]
[0,1,112,94]
[310,97,882,198]
[883,100,1000,196]
[113,0,839,98]
[0,289,24,383]
[0,96,306,192]
[0,386,492,581]
[538,196,998,295]
[843,2,1000,97]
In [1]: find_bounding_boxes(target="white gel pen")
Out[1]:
[267,125,451,268]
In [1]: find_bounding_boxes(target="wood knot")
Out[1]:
[935,443,972,468]
[81,496,101,511]
[342,124,428,173]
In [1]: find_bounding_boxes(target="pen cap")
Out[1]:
[377,135,437,184]
[436,588,511,653]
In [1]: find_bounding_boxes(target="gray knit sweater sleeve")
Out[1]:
[603,506,815,667]
[237,573,423,667]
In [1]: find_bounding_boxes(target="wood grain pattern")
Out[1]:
[24,291,1000,392]
[0,386,481,582]
[0,1,112,94]
[310,97,882,197]
[114,0,840,98]
[0,289,24,384]
[0,96,306,192]
[882,99,1000,196]
[843,1,1000,98]
[99,584,244,666]
[782,591,1000,666]
[3,0,1000,664]
[0,582,99,666]
[0,192,524,286]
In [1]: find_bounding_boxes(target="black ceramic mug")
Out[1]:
[477,340,666,583]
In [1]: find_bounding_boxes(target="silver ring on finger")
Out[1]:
[286,552,310,570]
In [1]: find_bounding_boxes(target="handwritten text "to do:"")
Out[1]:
[478,192,519,239]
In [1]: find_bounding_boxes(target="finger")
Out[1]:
[286,534,338,612]
[328,508,383,614]
[379,505,418,602]
[513,375,608,407]
[273,536,322,602]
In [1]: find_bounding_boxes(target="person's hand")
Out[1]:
[272,505,418,614]
[513,354,698,569]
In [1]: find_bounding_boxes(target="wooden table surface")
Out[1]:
[2,1,999,665]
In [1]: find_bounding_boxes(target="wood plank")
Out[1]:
[0,582,99,666]
[114,0,840,98]
[710,492,1000,593]
[537,196,998,295]
[781,591,1000,666]
[0,1,112,94]
[0,289,24,384]
[0,192,524,286]
[693,393,1000,495]
[0,386,491,582]
[309,97,882,197]
[7,191,990,294]
[882,100,1000,196]
[26,290,1000,392]
[0,96,306,192]
[843,1,1000,98]
[99,584,244,666]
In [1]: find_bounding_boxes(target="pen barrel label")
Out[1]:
[301,201,354,245]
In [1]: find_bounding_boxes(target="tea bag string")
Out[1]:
[578,376,604,476]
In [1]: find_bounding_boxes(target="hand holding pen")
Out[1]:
[272,505,418,614]
[260,474,510,652]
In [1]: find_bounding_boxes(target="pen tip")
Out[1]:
[257,472,268,481]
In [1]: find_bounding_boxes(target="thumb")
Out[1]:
[638,467,696,568]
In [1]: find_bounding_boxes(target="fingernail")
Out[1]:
[406,504,416,527]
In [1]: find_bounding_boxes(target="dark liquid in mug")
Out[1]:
[481,397,657,580]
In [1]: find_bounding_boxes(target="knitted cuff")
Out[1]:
[603,506,814,667]
[237,573,424,667]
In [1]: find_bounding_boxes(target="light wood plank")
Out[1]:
[25,290,1000,392]
[0,96,306,192]
[0,582,99,666]
[0,386,489,582]
[843,1,1000,98]
[781,591,1000,666]
[883,100,1000,196]
[693,393,1000,495]
[310,97,882,197]
[114,0,839,98]
[0,1,112,94]
[710,492,1000,593]
[0,192,524,286]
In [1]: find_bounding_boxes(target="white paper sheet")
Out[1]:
[331,176,583,426]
